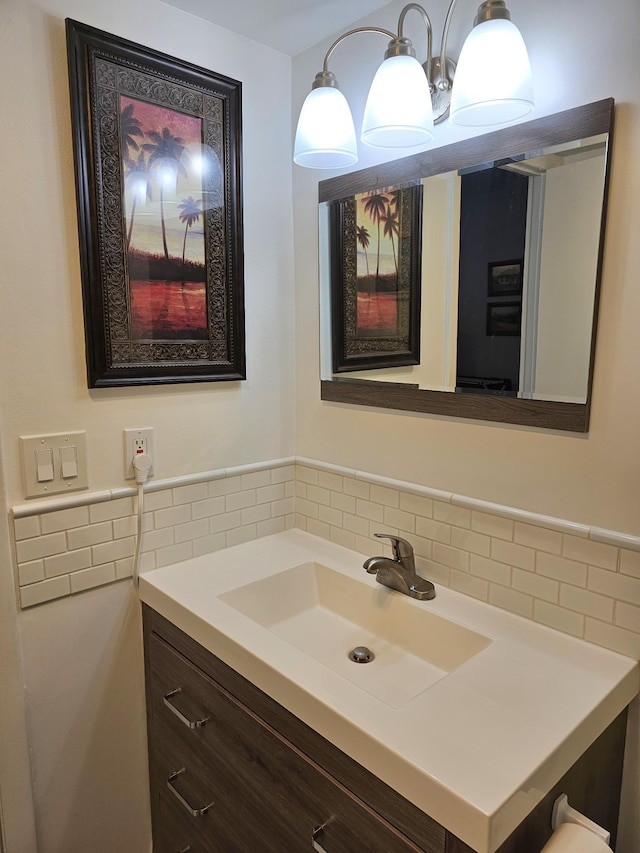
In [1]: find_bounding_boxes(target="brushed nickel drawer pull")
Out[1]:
[163,688,209,729]
[312,824,329,852]
[167,769,214,817]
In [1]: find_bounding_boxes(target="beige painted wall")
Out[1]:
[293,0,640,537]
[0,0,296,848]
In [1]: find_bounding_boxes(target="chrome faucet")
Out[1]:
[363,533,435,600]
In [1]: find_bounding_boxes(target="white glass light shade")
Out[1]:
[450,18,533,127]
[361,54,434,148]
[294,86,358,168]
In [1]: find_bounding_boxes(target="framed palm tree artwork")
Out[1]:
[328,183,422,373]
[66,20,245,387]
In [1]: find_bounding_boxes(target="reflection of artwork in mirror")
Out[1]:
[486,302,522,336]
[488,260,523,297]
[319,99,614,430]
[330,184,422,373]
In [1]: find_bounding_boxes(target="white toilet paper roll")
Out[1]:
[540,822,613,853]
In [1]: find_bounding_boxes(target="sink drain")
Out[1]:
[348,646,375,663]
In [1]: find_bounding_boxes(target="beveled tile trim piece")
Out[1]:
[297,458,639,552]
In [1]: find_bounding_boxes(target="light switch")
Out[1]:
[20,432,88,498]
[35,448,54,482]
[60,445,78,479]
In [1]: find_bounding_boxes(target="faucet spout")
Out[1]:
[364,534,435,601]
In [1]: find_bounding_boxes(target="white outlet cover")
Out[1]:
[123,428,154,479]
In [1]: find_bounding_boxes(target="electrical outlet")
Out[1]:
[124,428,154,479]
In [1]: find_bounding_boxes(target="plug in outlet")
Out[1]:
[124,428,154,479]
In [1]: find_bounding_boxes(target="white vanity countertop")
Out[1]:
[138,529,639,853]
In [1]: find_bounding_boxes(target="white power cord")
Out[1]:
[132,453,152,593]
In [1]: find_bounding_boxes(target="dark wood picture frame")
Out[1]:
[488,259,523,297]
[329,184,422,373]
[66,19,245,387]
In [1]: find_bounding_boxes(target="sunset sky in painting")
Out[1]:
[121,95,207,262]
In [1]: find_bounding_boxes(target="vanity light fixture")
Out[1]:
[293,0,533,168]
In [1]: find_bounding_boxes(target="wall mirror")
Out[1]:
[318,99,614,432]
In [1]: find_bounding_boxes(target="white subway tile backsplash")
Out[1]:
[512,568,558,603]
[470,554,511,587]
[562,535,618,571]
[18,559,45,586]
[588,566,640,606]
[620,549,640,578]
[174,519,210,544]
[585,618,640,658]
[155,542,193,568]
[434,502,471,529]
[70,563,116,594]
[491,539,536,572]
[399,492,434,519]
[154,504,192,529]
[489,584,533,619]
[8,458,639,665]
[615,600,640,633]
[16,532,66,563]
[256,484,285,504]
[40,505,89,534]
[471,511,513,541]
[44,548,92,578]
[534,601,585,638]
[433,543,470,573]
[67,521,113,550]
[514,522,562,555]
[318,471,343,492]
[20,575,71,608]
[536,552,587,587]
[241,470,271,490]
[451,527,491,558]
[173,482,209,505]
[89,498,133,523]
[342,477,369,499]
[13,515,40,540]
[559,584,615,622]
[415,516,451,544]
[383,506,415,532]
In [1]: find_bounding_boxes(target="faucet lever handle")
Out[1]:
[373,532,414,562]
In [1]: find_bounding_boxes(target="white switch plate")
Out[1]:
[20,432,88,498]
[123,427,154,479]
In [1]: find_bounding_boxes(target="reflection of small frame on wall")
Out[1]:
[488,259,523,297]
[328,183,423,373]
[486,302,522,336]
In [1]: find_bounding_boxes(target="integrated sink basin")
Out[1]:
[219,561,491,707]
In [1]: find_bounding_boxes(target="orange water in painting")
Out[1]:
[356,292,398,336]
[130,280,207,340]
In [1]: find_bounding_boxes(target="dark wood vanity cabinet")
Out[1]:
[142,606,628,853]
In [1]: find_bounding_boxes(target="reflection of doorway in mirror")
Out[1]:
[456,167,528,396]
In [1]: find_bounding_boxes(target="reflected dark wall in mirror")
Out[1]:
[319,100,614,432]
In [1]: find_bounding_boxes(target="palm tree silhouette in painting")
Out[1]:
[120,103,144,168]
[357,225,371,277]
[178,197,203,266]
[125,151,152,248]
[142,128,187,261]
[381,203,399,274]
[363,192,389,292]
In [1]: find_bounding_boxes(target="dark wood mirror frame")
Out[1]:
[319,99,614,432]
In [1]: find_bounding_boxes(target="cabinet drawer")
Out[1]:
[147,632,425,853]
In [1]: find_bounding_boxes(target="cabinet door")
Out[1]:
[147,632,425,853]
